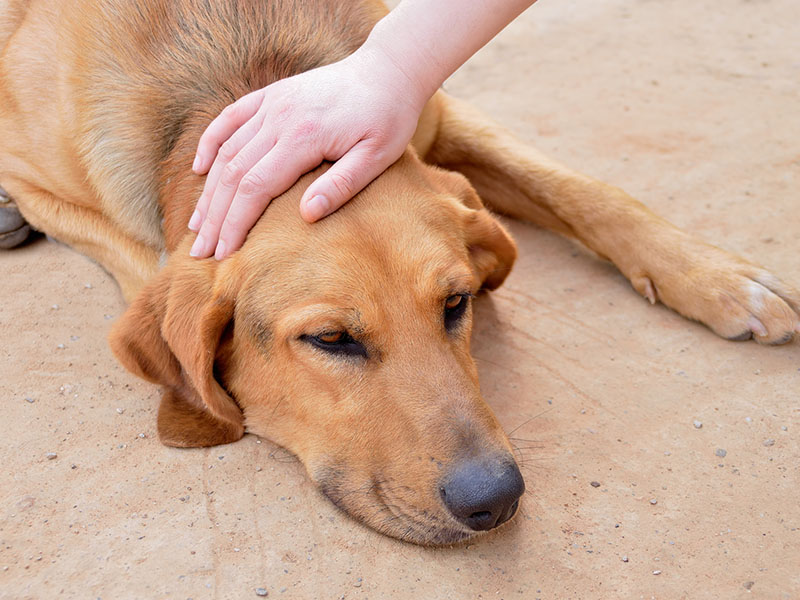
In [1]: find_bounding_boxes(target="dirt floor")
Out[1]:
[2,0,799,598]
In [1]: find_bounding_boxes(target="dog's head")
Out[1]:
[111,152,523,545]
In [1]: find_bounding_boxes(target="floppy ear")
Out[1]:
[437,169,518,290]
[464,206,518,290]
[109,259,244,447]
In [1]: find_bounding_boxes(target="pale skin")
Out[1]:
[189,0,537,260]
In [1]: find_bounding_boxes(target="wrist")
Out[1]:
[354,19,443,113]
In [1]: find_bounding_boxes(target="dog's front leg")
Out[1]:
[1,177,161,302]
[419,92,799,344]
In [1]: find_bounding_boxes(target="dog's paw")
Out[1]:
[0,187,31,249]
[631,239,800,345]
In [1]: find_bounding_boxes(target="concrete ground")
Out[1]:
[2,0,798,598]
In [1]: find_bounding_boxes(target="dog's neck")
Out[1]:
[156,118,216,253]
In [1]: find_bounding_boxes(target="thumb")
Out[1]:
[300,142,402,222]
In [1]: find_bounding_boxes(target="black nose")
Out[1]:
[440,456,525,531]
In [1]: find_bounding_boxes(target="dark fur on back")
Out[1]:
[69,0,385,248]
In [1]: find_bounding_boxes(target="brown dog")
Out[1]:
[1,0,798,545]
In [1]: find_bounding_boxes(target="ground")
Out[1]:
[1,0,798,598]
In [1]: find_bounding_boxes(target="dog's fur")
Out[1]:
[1,0,798,545]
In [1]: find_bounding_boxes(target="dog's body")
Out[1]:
[1,0,798,545]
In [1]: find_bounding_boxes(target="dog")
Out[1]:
[1,0,797,546]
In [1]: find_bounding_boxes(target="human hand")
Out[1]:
[188,48,427,260]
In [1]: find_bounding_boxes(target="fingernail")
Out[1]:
[192,155,203,173]
[214,240,227,261]
[188,209,201,231]
[304,195,330,221]
[190,234,206,257]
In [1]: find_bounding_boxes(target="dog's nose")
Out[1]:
[440,457,525,531]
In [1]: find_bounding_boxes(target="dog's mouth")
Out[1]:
[371,479,476,545]
[315,469,517,546]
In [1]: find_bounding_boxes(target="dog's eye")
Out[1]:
[318,331,343,344]
[444,294,471,331]
[301,331,368,359]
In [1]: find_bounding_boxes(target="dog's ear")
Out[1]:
[109,259,244,447]
[438,170,518,290]
[463,206,518,290]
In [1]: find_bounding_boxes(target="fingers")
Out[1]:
[191,134,407,259]
[300,141,400,222]
[190,124,276,258]
[188,113,265,233]
[193,91,264,174]
[213,143,322,258]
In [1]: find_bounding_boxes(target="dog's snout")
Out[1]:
[440,457,525,532]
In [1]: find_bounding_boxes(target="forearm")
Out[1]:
[360,0,536,108]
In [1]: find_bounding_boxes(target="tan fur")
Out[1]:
[1,0,797,545]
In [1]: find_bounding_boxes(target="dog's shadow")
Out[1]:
[470,291,517,383]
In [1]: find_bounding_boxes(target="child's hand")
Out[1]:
[188,49,425,260]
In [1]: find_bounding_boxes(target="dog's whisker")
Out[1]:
[506,407,553,437]
[509,435,546,444]
[472,355,515,370]
[513,450,553,462]
[512,445,545,452]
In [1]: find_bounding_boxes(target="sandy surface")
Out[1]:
[2,0,799,598]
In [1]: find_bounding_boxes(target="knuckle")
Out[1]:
[220,161,245,186]
[365,147,386,164]
[221,101,244,122]
[370,145,398,166]
[238,171,268,196]
[329,171,357,197]
[221,212,244,233]
[217,141,239,162]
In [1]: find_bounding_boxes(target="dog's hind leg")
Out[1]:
[0,186,31,248]
[419,92,800,344]
[2,178,161,301]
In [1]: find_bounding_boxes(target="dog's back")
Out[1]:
[0,0,384,252]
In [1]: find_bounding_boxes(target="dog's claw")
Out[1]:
[746,315,768,338]
[710,277,799,345]
[632,275,658,305]
[640,236,799,345]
